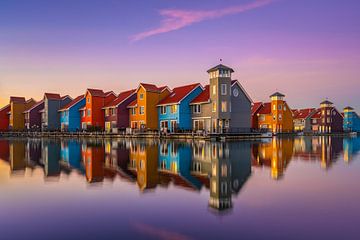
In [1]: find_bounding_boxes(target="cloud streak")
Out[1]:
[130,0,274,41]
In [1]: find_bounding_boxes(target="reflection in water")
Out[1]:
[0,136,357,213]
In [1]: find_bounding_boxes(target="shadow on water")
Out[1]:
[0,135,359,215]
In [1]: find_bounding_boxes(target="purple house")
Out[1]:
[103,89,136,133]
[24,100,44,130]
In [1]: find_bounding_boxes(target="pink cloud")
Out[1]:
[130,0,274,41]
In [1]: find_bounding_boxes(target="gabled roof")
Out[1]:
[127,99,137,108]
[270,92,285,98]
[44,93,61,100]
[251,102,263,115]
[59,95,85,112]
[190,85,210,104]
[104,89,136,108]
[0,104,10,113]
[137,83,171,93]
[311,109,322,119]
[157,83,202,106]
[86,89,116,98]
[292,108,316,119]
[61,95,72,101]
[258,102,271,114]
[344,106,354,111]
[231,79,253,103]
[23,100,44,113]
[10,96,25,103]
[207,64,234,73]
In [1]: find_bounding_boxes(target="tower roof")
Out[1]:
[320,100,333,105]
[344,106,354,111]
[207,64,234,73]
[270,92,285,98]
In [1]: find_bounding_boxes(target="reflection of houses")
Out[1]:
[252,138,294,179]
[251,92,293,133]
[82,142,105,183]
[128,141,161,191]
[60,139,84,174]
[25,138,42,168]
[0,139,10,162]
[190,65,252,133]
[9,140,26,172]
[41,139,61,177]
[343,107,360,132]
[343,137,360,163]
[292,108,316,132]
[0,104,10,131]
[24,100,44,130]
[158,141,202,190]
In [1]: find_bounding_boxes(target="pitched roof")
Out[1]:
[311,109,322,119]
[23,100,44,113]
[190,85,210,104]
[138,83,170,93]
[320,100,333,105]
[344,106,354,111]
[270,92,285,98]
[157,83,202,106]
[87,88,105,97]
[10,96,26,103]
[207,64,234,73]
[59,95,85,111]
[293,108,316,119]
[44,93,61,100]
[104,89,136,108]
[251,102,263,115]
[258,102,271,114]
[127,99,137,108]
[0,104,10,113]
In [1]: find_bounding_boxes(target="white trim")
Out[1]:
[192,116,211,119]
[189,100,210,105]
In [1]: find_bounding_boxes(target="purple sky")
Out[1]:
[0,0,359,110]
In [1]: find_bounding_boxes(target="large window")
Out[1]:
[221,84,227,95]
[212,102,217,112]
[212,85,216,95]
[170,105,177,114]
[221,101,227,112]
[139,106,145,115]
[193,104,201,113]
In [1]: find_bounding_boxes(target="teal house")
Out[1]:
[158,142,202,190]
[59,95,85,132]
[157,83,203,132]
[343,107,360,132]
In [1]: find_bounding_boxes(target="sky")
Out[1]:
[0,0,359,110]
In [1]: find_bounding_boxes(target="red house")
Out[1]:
[80,89,116,131]
[0,104,10,131]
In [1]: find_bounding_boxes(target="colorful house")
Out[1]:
[128,83,171,130]
[80,89,116,131]
[9,97,36,131]
[251,92,293,133]
[157,83,203,132]
[343,106,360,132]
[0,104,10,131]
[190,65,252,133]
[82,141,105,183]
[24,100,44,130]
[292,108,316,132]
[312,100,343,133]
[41,93,72,131]
[59,95,85,132]
[103,89,136,133]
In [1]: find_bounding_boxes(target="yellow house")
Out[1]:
[9,97,36,130]
[252,92,293,133]
[128,83,171,130]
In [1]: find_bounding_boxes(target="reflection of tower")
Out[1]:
[9,140,26,172]
[83,142,105,183]
[209,143,232,211]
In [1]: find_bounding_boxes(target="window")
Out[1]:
[212,85,216,95]
[170,105,177,113]
[87,109,91,116]
[273,104,276,111]
[212,102,217,112]
[82,111,85,117]
[322,110,325,115]
[327,110,330,115]
[221,101,227,112]
[139,93,144,100]
[131,108,136,115]
[160,106,166,115]
[327,118,331,123]
[284,105,287,111]
[139,106,145,115]
[313,119,317,124]
[87,98,90,103]
[221,84,227,95]
[193,105,201,113]
[105,109,109,116]
[278,105,282,110]
[212,164,217,177]
[273,115,276,120]
[279,114,282,120]
[221,164,228,177]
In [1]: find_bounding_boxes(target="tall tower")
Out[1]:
[270,92,286,133]
[319,100,333,133]
[207,64,233,133]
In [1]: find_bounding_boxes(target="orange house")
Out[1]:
[80,89,116,130]
[128,83,171,130]
[0,104,11,131]
[9,97,36,130]
[251,92,293,133]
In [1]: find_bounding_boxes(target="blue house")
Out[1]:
[343,106,360,132]
[59,95,85,132]
[158,141,202,190]
[157,83,203,132]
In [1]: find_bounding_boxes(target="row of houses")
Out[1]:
[0,64,359,134]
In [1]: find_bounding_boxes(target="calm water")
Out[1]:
[0,136,359,240]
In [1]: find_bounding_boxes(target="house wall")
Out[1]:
[29,102,44,129]
[191,102,212,132]
[230,84,251,132]
[344,112,360,132]
[11,100,36,130]
[0,106,10,131]
[117,94,137,129]
[68,98,85,131]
